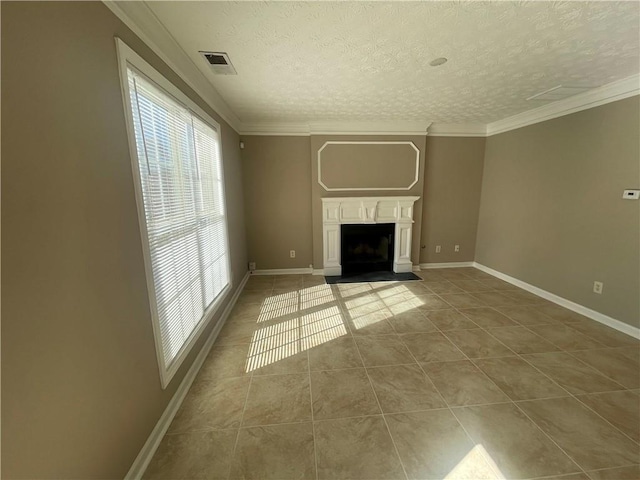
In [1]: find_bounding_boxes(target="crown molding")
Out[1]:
[309,121,430,136]
[103,0,242,132]
[239,123,312,136]
[486,73,640,136]
[240,121,433,136]
[427,123,487,137]
[240,121,489,137]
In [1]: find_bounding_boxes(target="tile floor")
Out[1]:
[144,267,640,480]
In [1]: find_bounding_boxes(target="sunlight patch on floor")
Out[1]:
[246,282,425,372]
[332,283,372,298]
[246,318,300,372]
[380,287,426,315]
[444,445,505,480]
[351,310,393,330]
[344,300,388,316]
[257,291,299,321]
[300,284,336,310]
[247,303,347,372]
[301,306,347,349]
[374,284,412,299]
[342,294,378,309]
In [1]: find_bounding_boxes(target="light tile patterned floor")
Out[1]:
[144,268,640,480]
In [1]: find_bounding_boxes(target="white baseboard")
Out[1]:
[125,271,250,479]
[473,262,640,340]
[420,262,474,269]
[254,266,425,275]
[251,268,313,275]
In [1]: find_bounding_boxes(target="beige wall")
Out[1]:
[1,2,247,477]
[420,137,486,263]
[241,136,313,269]
[310,135,427,269]
[241,135,486,271]
[476,97,640,327]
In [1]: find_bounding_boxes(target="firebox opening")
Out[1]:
[341,223,395,275]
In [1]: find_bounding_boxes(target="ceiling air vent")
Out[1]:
[199,51,237,75]
[527,85,594,102]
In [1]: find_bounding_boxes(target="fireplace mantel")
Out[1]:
[321,196,420,276]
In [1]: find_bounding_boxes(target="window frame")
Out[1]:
[115,38,233,388]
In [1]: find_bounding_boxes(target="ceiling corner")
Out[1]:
[486,74,640,136]
[102,0,243,133]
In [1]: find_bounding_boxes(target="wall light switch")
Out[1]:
[435,245,441,253]
[623,189,640,200]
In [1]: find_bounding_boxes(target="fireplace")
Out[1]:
[341,223,394,275]
[321,196,419,276]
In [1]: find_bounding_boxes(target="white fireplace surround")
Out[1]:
[322,196,420,276]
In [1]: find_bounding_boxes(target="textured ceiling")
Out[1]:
[147,1,640,125]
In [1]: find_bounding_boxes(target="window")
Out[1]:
[117,39,231,387]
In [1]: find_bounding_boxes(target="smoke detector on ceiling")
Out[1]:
[199,51,237,75]
[527,85,594,101]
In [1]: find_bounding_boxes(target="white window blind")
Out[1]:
[126,67,230,376]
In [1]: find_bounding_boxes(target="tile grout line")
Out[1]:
[511,325,630,391]
[404,291,589,479]
[444,407,512,480]
[407,328,509,480]
[307,343,319,480]
[438,315,521,360]
[564,347,635,387]
[511,400,589,477]
[386,274,635,473]
[223,371,253,479]
[472,306,631,474]
[222,283,273,480]
[519,391,640,449]
[570,394,640,446]
[518,321,608,352]
[513,351,640,449]
[579,464,640,479]
[382,301,512,479]
[348,311,410,480]
[432,328,587,478]
[476,303,640,450]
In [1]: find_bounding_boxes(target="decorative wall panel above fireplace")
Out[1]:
[322,196,420,276]
[318,141,420,191]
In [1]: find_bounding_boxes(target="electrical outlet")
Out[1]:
[593,281,603,294]
[454,245,460,252]
[435,245,441,253]
[249,262,256,271]
[290,250,296,258]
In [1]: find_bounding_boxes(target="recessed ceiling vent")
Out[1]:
[199,51,237,75]
[527,85,594,102]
